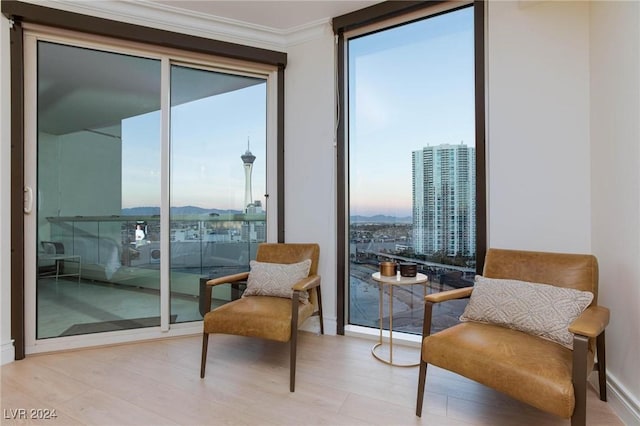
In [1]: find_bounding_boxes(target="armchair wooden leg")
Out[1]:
[571,334,589,426]
[416,360,428,417]
[290,329,297,392]
[316,285,324,335]
[416,300,433,417]
[290,292,300,392]
[597,330,607,401]
[200,333,209,379]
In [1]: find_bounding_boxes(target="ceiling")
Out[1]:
[151,1,380,31]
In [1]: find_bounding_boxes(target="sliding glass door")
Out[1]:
[24,31,273,350]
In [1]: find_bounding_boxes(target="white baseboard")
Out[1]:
[299,315,337,336]
[322,316,337,336]
[344,324,422,348]
[594,371,640,426]
[1,339,15,365]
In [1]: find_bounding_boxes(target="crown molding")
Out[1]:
[285,17,333,47]
[19,0,331,51]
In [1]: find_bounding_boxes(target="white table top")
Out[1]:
[371,272,428,285]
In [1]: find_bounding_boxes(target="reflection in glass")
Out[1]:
[169,65,267,323]
[36,42,161,338]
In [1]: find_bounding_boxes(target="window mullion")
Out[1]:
[160,57,171,332]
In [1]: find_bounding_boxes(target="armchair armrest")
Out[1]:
[425,286,473,303]
[202,272,250,315]
[569,306,610,338]
[292,275,321,292]
[206,272,249,287]
[421,286,474,338]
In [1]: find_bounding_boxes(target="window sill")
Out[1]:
[344,324,422,348]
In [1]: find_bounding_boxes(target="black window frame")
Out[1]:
[332,0,486,335]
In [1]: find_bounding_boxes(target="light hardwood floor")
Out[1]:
[1,332,623,426]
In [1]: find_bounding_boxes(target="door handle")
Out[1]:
[24,186,33,214]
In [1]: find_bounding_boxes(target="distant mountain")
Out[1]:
[121,206,242,216]
[121,207,159,216]
[170,206,242,215]
[122,208,408,223]
[350,215,412,224]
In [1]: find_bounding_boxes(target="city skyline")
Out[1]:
[120,7,475,219]
[349,6,474,218]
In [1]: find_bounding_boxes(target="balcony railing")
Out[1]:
[43,214,266,288]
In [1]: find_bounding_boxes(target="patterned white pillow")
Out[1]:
[243,259,312,303]
[460,275,594,349]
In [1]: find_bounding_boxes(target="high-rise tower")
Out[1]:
[412,143,475,257]
[241,138,256,213]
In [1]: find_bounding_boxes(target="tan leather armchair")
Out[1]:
[416,248,609,426]
[200,243,323,392]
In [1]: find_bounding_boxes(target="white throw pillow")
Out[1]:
[459,275,594,349]
[243,259,312,303]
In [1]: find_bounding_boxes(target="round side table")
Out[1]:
[371,271,428,367]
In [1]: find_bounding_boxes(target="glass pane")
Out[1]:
[36,42,161,338]
[348,7,475,335]
[169,65,267,323]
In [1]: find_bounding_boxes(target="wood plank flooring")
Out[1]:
[1,332,623,425]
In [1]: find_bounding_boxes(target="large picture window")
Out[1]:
[337,2,485,336]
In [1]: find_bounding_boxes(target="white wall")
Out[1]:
[590,2,640,424]
[284,25,339,334]
[486,0,591,253]
[0,14,14,364]
[486,1,639,423]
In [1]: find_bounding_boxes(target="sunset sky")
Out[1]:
[119,5,474,218]
[348,6,475,217]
